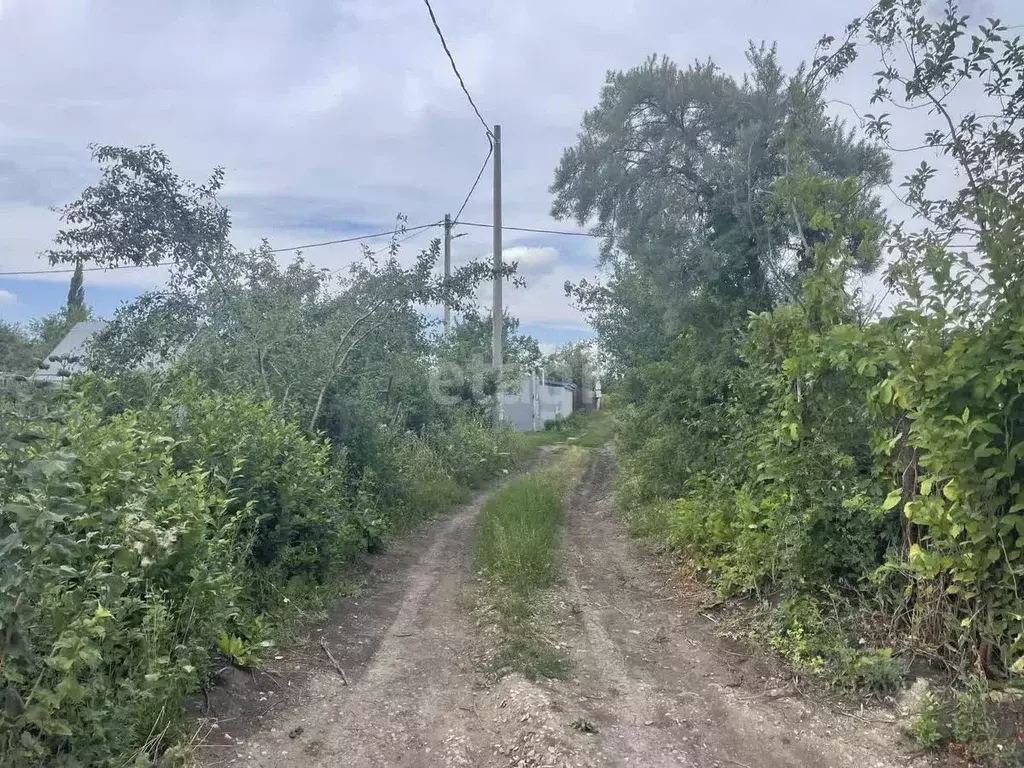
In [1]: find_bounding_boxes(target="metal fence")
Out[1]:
[498,371,594,432]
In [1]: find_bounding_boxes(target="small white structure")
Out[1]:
[31,321,108,384]
[498,371,593,432]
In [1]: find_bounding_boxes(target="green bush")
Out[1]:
[427,413,521,488]
[0,381,357,765]
[1,410,243,765]
[0,371,525,765]
[909,678,1005,760]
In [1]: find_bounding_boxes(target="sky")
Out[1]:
[0,0,1019,350]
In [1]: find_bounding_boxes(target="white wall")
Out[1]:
[498,372,574,432]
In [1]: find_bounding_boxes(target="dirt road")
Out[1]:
[199,450,927,767]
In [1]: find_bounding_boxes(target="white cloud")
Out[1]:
[502,246,559,275]
[0,288,15,305]
[0,0,1020,335]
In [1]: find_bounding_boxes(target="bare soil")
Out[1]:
[196,449,933,768]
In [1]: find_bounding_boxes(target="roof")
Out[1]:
[31,320,108,382]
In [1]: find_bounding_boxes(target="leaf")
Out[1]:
[882,489,903,511]
[942,479,960,502]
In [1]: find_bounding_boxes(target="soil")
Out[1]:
[196,449,934,768]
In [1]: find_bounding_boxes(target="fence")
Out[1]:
[498,371,594,432]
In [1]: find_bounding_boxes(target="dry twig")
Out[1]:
[319,636,349,685]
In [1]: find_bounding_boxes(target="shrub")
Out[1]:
[427,413,521,488]
[0,373,524,765]
[1,416,242,765]
[0,380,362,765]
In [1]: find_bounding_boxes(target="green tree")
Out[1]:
[0,321,38,374]
[49,146,513,437]
[66,260,85,314]
[552,45,891,370]
[433,309,541,410]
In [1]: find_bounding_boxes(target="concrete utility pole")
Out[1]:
[491,124,503,428]
[443,213,452,336]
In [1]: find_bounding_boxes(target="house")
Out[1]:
[31,320,109,384]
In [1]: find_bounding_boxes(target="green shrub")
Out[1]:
[427,413,521,488]
[908,678,1006,760]
[751,595,904,694]
[0,381,365,765]
[1,419,242,765]
[0,373,524,765]
[911,695,946,750]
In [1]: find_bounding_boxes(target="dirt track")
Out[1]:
[198,449,929,767]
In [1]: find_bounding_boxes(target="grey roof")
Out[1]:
[31,320,108,382]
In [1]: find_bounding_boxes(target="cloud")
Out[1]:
[0,288,15,305]
[0,0,1020,340]
[502,246,559,275]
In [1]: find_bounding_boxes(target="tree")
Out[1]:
[29,263,93,357]
[66,260,84,313]
[551,45,891,370]
[432,309,542,410]
[0,321,38,374]
[45,144,229,271]
[50,146,512,435]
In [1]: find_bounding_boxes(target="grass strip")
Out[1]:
[475,447,588,680]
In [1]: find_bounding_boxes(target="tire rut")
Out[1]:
[556,449,925,768]
[201,449,929,768]
[201,490,493,767]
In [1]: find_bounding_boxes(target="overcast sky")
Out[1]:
[0,0,1018,348]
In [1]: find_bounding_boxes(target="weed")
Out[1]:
[911,694,945,750]
[519,410,614,451]
[751,595,905,695]
[216,632,271,669]
[905,677,1017,762]
[475,448,588,680]
[571,717,599,734]
[841,648,903,695]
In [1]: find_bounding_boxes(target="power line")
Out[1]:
[0,222,444,277]
[0,221,607,278]
[421,0,493,141]
[454,144,493,223]
[0,262,173,276]
[456,221,605,238]
[368,221,442,258]
[266,222,439,253]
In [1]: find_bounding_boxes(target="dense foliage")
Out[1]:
[558,0,1024,709]
[1,145,527,764]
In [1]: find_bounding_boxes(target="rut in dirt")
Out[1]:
[199,449,924,768]
[554,450,923,768]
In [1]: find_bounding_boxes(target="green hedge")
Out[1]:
[0,377,520,766]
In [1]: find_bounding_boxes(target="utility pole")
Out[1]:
[443,213,452,336]
[491,124,502,428]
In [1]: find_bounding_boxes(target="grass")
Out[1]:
[475,447,588,680]
[518,408,615,451]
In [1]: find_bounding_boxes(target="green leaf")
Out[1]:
[881,489,902,511]
[942,479,960,502]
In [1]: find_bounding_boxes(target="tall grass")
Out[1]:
[475,448,588,679]
[518,408,615,450]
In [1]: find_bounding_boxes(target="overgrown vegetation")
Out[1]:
[0,144,530,766]
[475,448,588,681]
[554,0,1024,758]
[521,408,614,451]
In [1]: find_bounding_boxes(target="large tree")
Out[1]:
[552,44,891,369]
